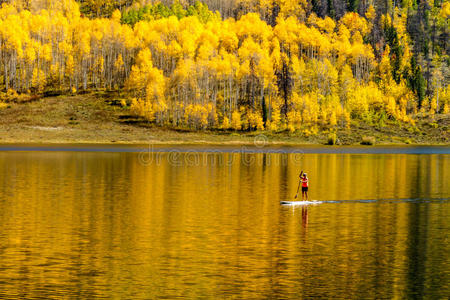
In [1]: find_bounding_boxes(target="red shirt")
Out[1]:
[302,177,308,187]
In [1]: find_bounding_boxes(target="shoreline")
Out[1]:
[1,93,448,147]
[0,139,449,147]
[1,126,448,147]
[1,143,449,155]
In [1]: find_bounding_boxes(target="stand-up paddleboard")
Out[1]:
[280,200,322,205]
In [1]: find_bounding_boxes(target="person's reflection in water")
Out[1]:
[300,206,309,241]
[302,206,308,228]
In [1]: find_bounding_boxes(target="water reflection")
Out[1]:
[302,207,308,229]
[0,151,448,298]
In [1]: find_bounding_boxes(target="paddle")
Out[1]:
[294,170,303,199]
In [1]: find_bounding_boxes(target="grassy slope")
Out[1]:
[0,92,448,145]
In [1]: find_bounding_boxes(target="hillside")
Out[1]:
[0,93,448,145]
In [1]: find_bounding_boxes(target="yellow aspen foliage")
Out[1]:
[111,9,121,23]
[365,5,376,22]
[329,111,337,127]
[209,104,218,127]
[420,98,430,113]
[287,123,295,133]
[25,45,36,63]
[231,110,242,130]
[248,110,264,130]
[32,68,46,92]
[343,110,351,129]
[222,116,230,129]
[385,97,398,119]
[41,43,52,62]
[302,128,312,137]
[269,105,281,131]
[96,56,104,74]
[300,93,319,125]
[320,110,328,126]
[114,54,124,70]
[440,2,450,18]
[443,104,449,114]
[287,110,301,131]
[66,55,75,76]
[346,86,369,118]
[430,99,437,115]
[131,98,155,122]
[340,12,370,36]
[6,89,19,101]
[308,14,336,33]
[378,45,393,92]
[125,48,166,122]
[184,104,209,129]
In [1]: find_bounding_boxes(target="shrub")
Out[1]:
[302,129,312,137]
[327,133,337,145]
[361,136,376,145]
[222,116,230,129]
[231,110,241,130]
[428,122,438,129]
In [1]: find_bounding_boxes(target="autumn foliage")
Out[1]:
[0,0,448,132]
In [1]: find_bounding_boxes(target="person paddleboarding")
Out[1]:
[300,173,309,201]
[294,171,309,201]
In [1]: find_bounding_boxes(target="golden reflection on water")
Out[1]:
[0,152,448,298]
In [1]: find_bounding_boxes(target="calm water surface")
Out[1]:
[0,147,449,298]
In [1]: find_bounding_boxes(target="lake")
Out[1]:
[0,145,449,298]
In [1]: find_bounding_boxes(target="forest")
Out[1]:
[0,0,448,134]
